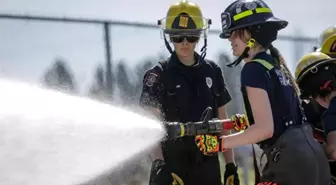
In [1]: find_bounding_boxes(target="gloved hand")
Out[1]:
[149,159,184,185]
[195,134,222,155]
[223,163,240,185]
[231,114,248,131]
[171,173,184,185]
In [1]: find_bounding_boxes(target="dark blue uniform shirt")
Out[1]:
[139,52,231,156]
[139,52,231,123]
[322,97,336,136]
[138,52,232,185]
[240,52,303,147]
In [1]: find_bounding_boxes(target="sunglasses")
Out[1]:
[170,35,199,43]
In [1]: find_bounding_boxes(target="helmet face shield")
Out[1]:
[158,15,210,39]
[158,0,211,58]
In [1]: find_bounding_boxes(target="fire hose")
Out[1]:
[164,107,247,139]
[165,118,237,138]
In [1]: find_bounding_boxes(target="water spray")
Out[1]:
[0,78,165,185]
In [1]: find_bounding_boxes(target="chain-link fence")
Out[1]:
[0,14,317,96]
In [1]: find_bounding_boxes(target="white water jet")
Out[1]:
[0,78,165,185]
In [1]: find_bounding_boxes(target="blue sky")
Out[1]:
[0,0,334,93]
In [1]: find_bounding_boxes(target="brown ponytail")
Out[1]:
[269,44,300,97]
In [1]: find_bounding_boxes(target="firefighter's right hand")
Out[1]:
[155,171,184,185]
[231,114,248,131]
[149,159,184,185]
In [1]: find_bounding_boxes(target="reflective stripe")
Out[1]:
[233,8,272,21]
[179,123,185,136]
[256,7,272,14]
[234,10,253,21]
[243,58,274,126]
[251,59,274,70]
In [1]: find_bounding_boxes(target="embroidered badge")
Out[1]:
[145,72,159,87]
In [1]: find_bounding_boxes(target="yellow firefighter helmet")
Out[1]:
[295,52,336,83]
[158,0,211,36]
[315,25,336,51]
[320,34,336,57]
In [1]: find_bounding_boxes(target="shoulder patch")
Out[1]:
[145,72,160,87]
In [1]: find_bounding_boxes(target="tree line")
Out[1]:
[41,51,243,114]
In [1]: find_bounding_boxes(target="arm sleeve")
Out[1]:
[322,101,336,135]
[302,101,322,127]
[322,116,336,136]
[241,62,268,90]
[214,65,232,107]
[139,66,164,109]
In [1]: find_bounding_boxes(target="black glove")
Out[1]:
[223,163,240,185]
[149,159,184,185]
[149,159,165,185]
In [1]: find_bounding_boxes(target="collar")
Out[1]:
[166,51,204,69]
[250,51,275,65]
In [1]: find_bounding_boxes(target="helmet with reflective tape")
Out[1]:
[158,0,211,36]
[157,0,211,61]
[220,0,288,68]
[219,0,288,39]
[295,52,335,83]
[295,52,336,99]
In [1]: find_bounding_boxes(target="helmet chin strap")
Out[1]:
[226,38,256,67]
[200,38,207,61]
[164,34,174,54]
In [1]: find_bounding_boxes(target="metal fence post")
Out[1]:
[104,22,113,99]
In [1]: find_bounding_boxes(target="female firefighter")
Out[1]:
[302,26,336,132]
[295,50,336,184]
[139,1,239,185]
[295,52,336,151]
[199,0,331,184]
[302,27,336,184]
[298,53,336,152]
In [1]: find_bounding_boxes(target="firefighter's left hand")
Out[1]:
[223,163,240,185]
[231,114,248,131]
[195,134,221,155]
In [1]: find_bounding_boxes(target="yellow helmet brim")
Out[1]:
[158,16,210,37]
[297,58,336,83]
[321,34,336,57]
[317,26,336,47]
